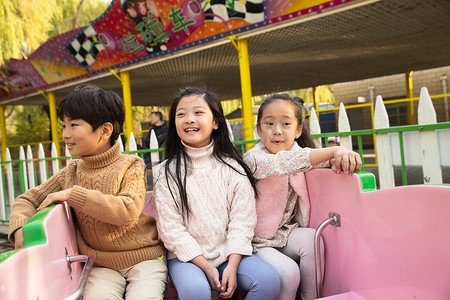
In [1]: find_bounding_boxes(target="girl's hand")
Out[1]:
[14,228,24,249]
[332,147,362,174]
[204,265,223,292]
[219,264,238,298]
[219,253,241,298]
[191,255,223,291]
[37,188,72,211]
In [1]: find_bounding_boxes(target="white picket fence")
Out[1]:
[0,88,449,221]
[308,87,449,189]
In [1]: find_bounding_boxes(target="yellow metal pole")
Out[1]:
[120,71,133,150]
[406,71,414,124]
[236,38,254,146]
[312,86,318,111]
[48,91,60,156]
[312,86,319,121]
[0,106,7,161]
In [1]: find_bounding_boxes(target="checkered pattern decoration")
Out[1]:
[203,0,264,24]
[67,25,105,66]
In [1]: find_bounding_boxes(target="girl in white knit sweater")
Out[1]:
[152,87,281,300]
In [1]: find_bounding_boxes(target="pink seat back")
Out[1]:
[143,191,156,216]
[306,169,450,299]
[0,203,82,299]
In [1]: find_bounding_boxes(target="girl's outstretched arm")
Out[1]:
[243,147,313,179]
[310,146,361,174]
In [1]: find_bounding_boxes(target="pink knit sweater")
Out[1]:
[243,142,313,239]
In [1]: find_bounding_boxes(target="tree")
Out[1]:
[1,0,110,152]
[0,0,60,65]
[0,0,109,65]
[47,0,109,39]
[7,106,50,145]
[0,0,25,65]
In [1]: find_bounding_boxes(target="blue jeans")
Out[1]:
[167,255,281,300]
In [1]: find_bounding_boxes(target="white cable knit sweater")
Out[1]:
[152,142,256,267]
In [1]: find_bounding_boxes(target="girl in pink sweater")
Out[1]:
[243,94,361,300]
[152,87,280,299]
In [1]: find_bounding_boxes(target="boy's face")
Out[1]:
[62,116,110,156]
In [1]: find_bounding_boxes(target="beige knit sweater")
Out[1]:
[152,142,256,268]
[8,142,165,270]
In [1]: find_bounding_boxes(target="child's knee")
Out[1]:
[177,281,211,300]
[84,268,125,300]
[252,262,281,296]
[288,227,317,257]
[279,258,300,286]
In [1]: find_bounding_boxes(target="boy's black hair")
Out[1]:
[163,87,258,216]
[57,84,125,147]
[257,93,316,148]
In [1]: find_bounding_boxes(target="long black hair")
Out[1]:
[163,87,258,216]
[257,93,316,148]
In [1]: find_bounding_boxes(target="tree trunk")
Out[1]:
[73,0,85,29]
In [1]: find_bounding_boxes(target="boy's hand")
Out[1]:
[37,188,72,211]
[14,228,24,249]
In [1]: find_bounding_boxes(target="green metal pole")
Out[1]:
[357,135,364,171]
[398,132,407,185]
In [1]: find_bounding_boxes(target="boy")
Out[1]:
[8,84,167,299]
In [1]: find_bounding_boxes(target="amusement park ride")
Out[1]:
[0,169,449,299]
[1,0,450,299]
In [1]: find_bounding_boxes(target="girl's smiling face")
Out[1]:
[175,94,218,148]
[257,100,302,154]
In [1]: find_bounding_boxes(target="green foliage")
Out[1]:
[7,106,50,145]
[0,0,109,65]
[0,0,25,65]
[48,0,109,39]
[1,0,109,151]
